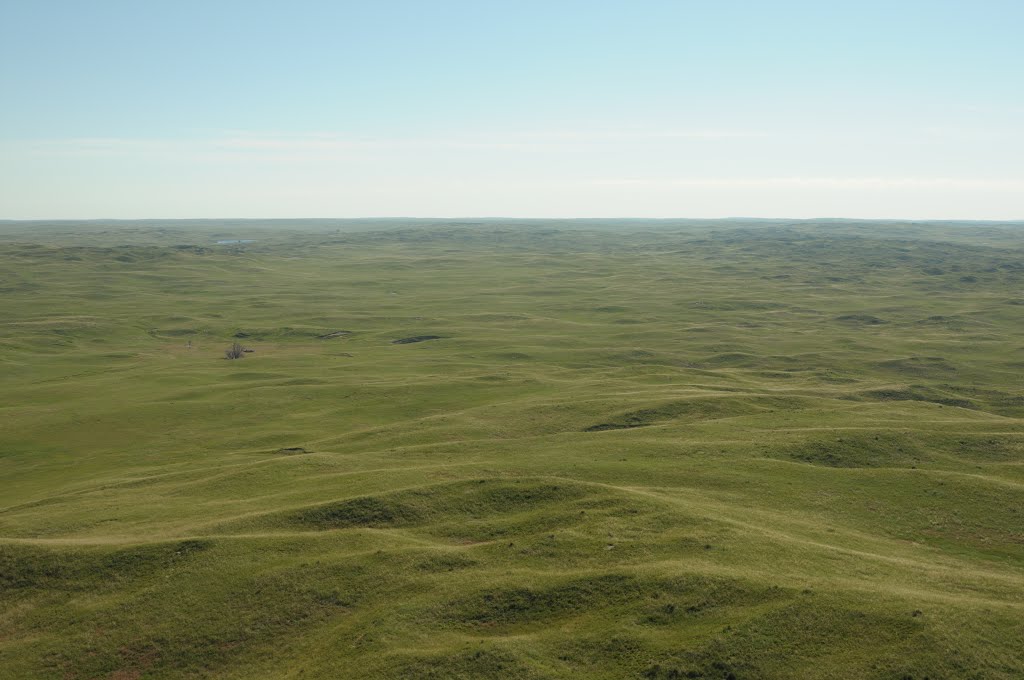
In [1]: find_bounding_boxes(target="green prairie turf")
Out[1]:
[1,219,1023,679]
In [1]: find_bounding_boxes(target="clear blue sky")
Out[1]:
[1,0,1022,219]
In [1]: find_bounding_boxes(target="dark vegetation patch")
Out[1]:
[683,299,789,312]
[857,385,975,409]
[247,479,598,534]
[449,573,643,628]
[426,484,672,544]
[213,478,675,546]
[922,433,1024,463]
[414,553,478,573]
[835,313,887,325]
[754,370,797,379]
[916,315,956,326]
[6,244,187,263]
[936,382,1024,407]
[278,377,330,386]
[605,349,665,365]
[40,557,365,680]
[553,634,655,677]
[288,495,423,529]
[392,335,443,344]
[276,447,309,455]
[585,422,648,432]
[663,600,930,680]
[637,581,787,625]
[230,327,343,340]
[446,573,788,631]
[0,281,42,293]
[492,351,531,360]
[875,356,957,377]
[462,313,530,321]
[913,315,987,331]
[781,432,927,468]
[0,540,212,592]
[385,648,546,680]
[676,562,954,671]
[816,371,859,384]
[698,352,822,370]
[462,480,587,513]
[585,396,805,432]
[988,395,1024,412]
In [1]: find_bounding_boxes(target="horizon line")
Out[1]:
[2,216,1023,224]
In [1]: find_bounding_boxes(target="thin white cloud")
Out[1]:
[591,177,1024,190]
[14,128,769,159]
[5,134,1021,219]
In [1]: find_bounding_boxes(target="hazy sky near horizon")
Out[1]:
[1,1,1022,219]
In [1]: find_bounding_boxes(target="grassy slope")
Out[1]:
[1,221,1023,679]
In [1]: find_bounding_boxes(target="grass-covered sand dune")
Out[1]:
[1,220,1023,679]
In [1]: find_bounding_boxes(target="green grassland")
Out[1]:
[1,219,1023,679]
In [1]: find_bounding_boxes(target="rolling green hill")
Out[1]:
[1,220,1023,679]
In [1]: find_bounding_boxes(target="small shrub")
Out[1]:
[225,342,245,360]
